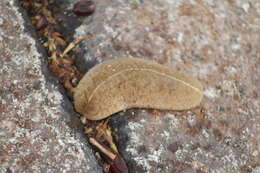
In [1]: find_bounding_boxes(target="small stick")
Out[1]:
[61,33,95,57]
[89,137,116,160]
[105,129,119,153]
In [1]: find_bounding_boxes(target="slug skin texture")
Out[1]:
[74,58,203,120]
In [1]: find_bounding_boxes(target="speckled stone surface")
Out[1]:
[0,0,102,172]
[69,0,260,172]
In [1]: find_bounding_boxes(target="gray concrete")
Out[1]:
[69,0,260,172]
[0,0,102,172]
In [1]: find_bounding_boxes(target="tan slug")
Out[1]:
[74,58,203,120]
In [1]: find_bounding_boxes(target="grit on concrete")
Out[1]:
[0,0,102,172]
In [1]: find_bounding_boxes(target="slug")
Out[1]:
[74,58,203,120]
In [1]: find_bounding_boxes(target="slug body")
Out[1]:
[74,58,203,120]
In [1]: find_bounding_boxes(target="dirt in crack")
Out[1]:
[19,0,128,172]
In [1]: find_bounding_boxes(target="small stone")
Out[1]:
[73,0,95,16]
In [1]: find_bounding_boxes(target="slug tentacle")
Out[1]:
[74,58,203,120]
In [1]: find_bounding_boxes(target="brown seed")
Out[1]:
[74,58,203,120]
[73,0,95,16]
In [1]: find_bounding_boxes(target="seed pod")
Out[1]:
[74,58,203,120]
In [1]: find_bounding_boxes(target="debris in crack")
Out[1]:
[20,0,128,172]
[20,0,83,95]
[89,137,129,173]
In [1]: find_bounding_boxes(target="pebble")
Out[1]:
[73,0,95,16]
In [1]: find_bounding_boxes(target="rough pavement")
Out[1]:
[0,0,102,172]
[0,0,259,173]
[66,0,260,172]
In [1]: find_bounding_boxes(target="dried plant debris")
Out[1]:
[74,58,203,120]
[20,0,124,171]
[84,120,128,172]
[20,0,111,169]
[20,0,84,95]
[89,138,128,173]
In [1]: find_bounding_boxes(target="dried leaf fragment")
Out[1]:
[74,58,203,120]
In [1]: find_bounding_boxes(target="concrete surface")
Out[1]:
[0,0,102,172]
[68,0,260,172]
